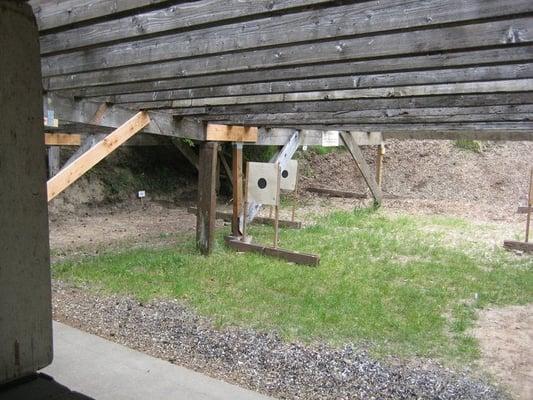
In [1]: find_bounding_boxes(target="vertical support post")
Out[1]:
[197,142,218,255]
[47,146,60,178]
[526,168,533,242]
[376,143,385,189]
[231,143,243,237]
[274,163,281,248]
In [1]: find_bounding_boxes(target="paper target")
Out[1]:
[280,160,298,191]
[246,162,280,206]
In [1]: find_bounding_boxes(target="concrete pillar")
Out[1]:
[0,2,53,384]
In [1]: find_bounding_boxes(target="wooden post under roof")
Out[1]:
[196,141,219,255]
[231,143,244,236]
[47,146,61,178]
[376,143,385,188]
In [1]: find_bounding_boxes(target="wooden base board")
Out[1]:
[504,240,533,253]
[517,206,533,214]
[188,207,301,229]
[306,186,367,199]
[225,237,319,266]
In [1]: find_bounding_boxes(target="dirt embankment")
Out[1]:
[299,140,533,220]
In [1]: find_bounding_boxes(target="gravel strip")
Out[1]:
[52,281,506,400]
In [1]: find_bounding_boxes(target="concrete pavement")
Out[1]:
[41,322,275,400]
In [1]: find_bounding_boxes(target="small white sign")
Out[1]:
[137,190,146,198]
[321,131,339,147]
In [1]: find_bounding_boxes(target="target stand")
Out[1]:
[226,160,319,267]
[504,167,533,253]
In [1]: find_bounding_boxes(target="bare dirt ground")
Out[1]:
[47,139,533,398]
[473,305,533,400]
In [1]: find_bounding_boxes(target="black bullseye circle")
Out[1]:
[257,178,267,189]
[282,170,289,179]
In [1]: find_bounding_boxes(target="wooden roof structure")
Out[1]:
[30,0,533,142]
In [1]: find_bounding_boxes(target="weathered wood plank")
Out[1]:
[306,187,368,199]
[43,94,205,139]
[92,64,533,104]
[38,0,333,53]
[47,112,150,201]
[341,132,383,204]
[206,124,258,142]
[231,143,244,236]
[504,240,533,253]
[30,0,171,31]
[225,238,319,266]
[40,1,533,76]
[188,207,302,229]
[163,80,533,108]
[159,93,533,116]
[196,141,218,255]
[47,146,61,178]
[44,133,81,146]
[518,206,533,214]
[58,46,533,98]
[43,18,533,89]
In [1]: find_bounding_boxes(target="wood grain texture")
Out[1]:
[341,131,383,204]
[44,133,81,146]
[196,141,218,255]
[206,124,258,142]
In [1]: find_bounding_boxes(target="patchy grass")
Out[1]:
[53,208,532,364]
[454,139,484,153]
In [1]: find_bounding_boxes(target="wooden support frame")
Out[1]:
[340,131,383,205]
[231,143,244,236]
[47,111,150,201]
[376,143,385,188]
[44,133,81,146]
[225,237,319,266]
[188,207,301,229]
[47,147,60,178]
[196,141,218,255]
[206,124,258,142]
[306,187,367,199]
[218,147,233,188]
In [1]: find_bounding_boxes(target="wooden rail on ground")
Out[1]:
[225,237,319,266]
[188,207,301,229]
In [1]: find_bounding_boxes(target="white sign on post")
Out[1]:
[246,162,280,206]
[321,131,339,147]
[137,190,146,198]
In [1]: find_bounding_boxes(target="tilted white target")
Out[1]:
[246,162,280,206]
[280,160,298,191]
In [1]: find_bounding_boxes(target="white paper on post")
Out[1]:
[280,160,298,191]
[321,131,339,147]
[246,162,280,206]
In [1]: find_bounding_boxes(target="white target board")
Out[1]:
[246,162,280,206]
[280,160,298,191]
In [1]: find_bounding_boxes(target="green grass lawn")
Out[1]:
[53,208,532,364]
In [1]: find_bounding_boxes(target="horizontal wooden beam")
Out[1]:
[43,94,205,140]
[47,111,150,201]
[517,206,533,214]
[43,17,533,90]
[40,1,533,76]
[188,207,302,229]
[30,0,170,31]
[44,133,81,146]
[306,187,368,199]
[38,0,332,53]
[58,46,533,98]
[90,64,533,105]
[225,237,319,266]
[206,124,258,142]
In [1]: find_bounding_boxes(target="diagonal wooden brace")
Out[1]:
[340,131,383,205]
[47,111,150,201]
